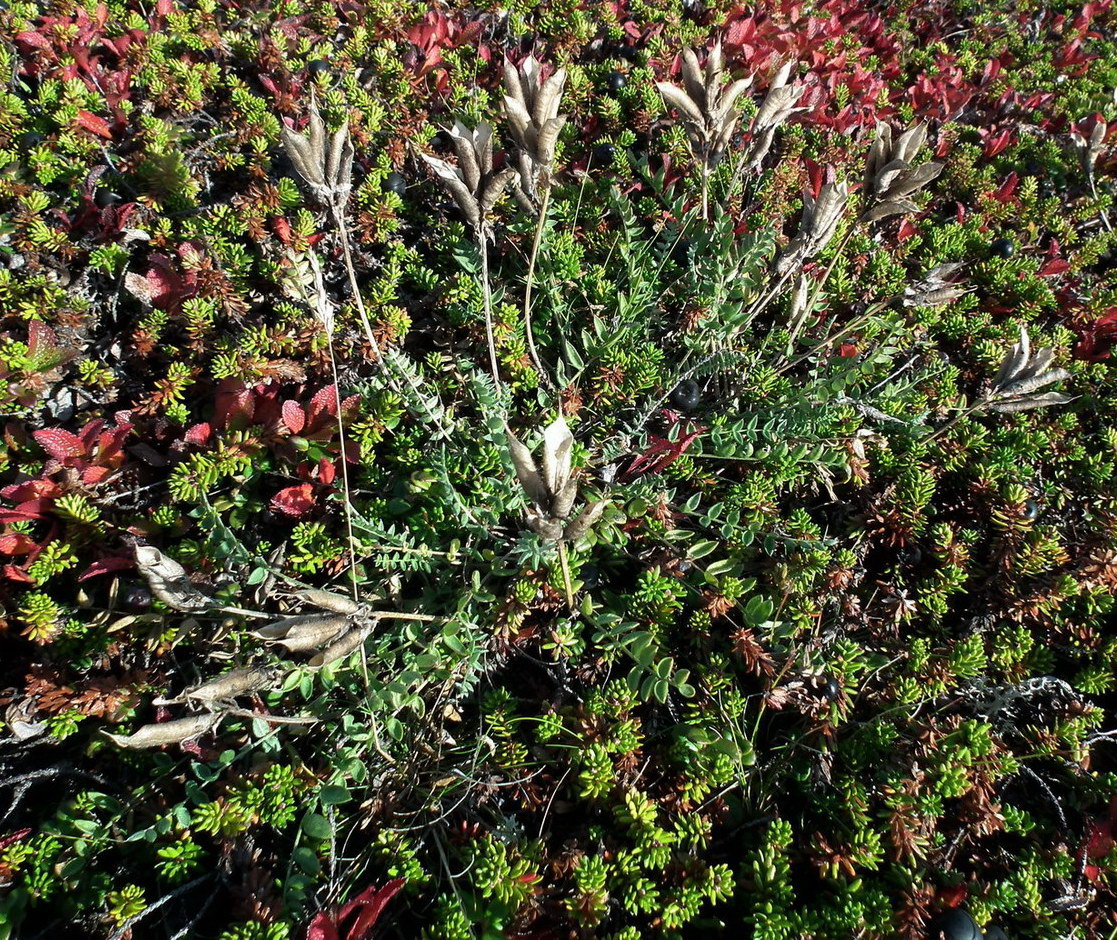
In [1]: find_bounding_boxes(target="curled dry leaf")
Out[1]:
[134,544,213,611]
[103,712,222,750]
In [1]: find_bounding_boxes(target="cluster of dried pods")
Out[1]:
[102,548,386,749]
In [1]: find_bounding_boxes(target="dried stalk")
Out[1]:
[422,121,516,386]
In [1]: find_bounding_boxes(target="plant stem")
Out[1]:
[476,225,501,387]
[330,205,379,356]
[700,161,710,222]
[924,396,988,443]
[325,336,361,603]
[774,297,891,376]
[523,184,553,389]
[784,226,856,355]
[557,539,574,609]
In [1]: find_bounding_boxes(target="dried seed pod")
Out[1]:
[295,589,362,614]
[981,326,1074,414]
[743,62,805,172]
[280,90,354,208]
[254,612,352,647]
[859,122,941,223]
[506,427,549,507]
[902,262,969,308]
[776,181,849,276]
[309,625,372,668]
[656,39,761,172]
[551,477,579,520]
[541,414,574,497]
[422,120,515,230]
[134,545,213,612]
[182,665,282,704]
[503,55,568,197]
[103,713,222,750]
[564,500,606,542]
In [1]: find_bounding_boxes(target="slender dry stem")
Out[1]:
[523,184,553,388]
[324,337,360,603]
[476,225,501,386]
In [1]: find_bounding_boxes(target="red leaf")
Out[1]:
[185,422,213,446]
[272,484,317,517]
[3,564,35,583]
[1085,819,1114,859]
[78,555,135,581]
[0,533,37,555]
[82,466,112,485]
[306,913,340,940]
[336,879,406,940]
[0,829,31,852]
[282,400,307,434]
[34,428,86,461]
[318,458,336,485]
[76,110,114,139]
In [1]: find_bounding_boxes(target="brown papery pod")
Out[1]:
[253,612,352,641]
[294,589,362,614]
[183,665,281,703]
[103,713,222,750]
[268,614,352,653]
[309,625,372,668]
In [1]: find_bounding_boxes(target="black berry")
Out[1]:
[926,908,981,940]
[384,171,406,196]
[307,60,330,77]
[122,585,152,610]
[821,676,842,701]
[990,237,1016,259]
[982,928,1008,940]
[592,143,616,166]
[579,565,600,589]
[606,71,627,92]
[670,239,691,268]
[1023,499,1040,520]
[95,189,122,209]
[670,379,701,412]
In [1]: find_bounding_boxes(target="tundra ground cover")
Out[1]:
[0,0,1116,937]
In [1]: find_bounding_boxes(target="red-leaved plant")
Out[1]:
[306,878,405,940]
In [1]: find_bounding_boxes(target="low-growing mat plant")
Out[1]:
[0,1,1115,939]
